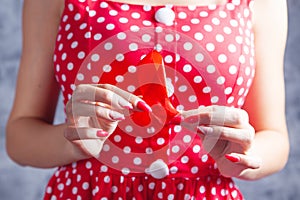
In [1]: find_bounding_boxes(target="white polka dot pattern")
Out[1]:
[45,161,243,199]
[46,0,254,199]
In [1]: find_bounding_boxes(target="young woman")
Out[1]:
[6,0,289,199]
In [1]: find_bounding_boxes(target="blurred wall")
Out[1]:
[1,0,299,199]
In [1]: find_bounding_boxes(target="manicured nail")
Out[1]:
[197,126,213,135]
[96,130,109,137]
[169,115,184,125]
[136,101,152,112]
[225,154,240,163]
[123,105,133,110]
[119,100,133,110]
[109,111,125,121]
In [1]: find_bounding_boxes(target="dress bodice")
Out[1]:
[45,0,255,199]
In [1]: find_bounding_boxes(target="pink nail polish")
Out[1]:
[225,154,240,163]
[123,105,133,110]
[120,100,133,110]
[136,101,152,112]
[96,130,109,137]
[169,115,184,125]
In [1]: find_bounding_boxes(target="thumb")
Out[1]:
[225,153,262,169]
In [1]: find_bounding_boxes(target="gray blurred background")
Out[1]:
[0,0,299,199]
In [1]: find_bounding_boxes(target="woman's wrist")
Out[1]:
[234,130,289,180]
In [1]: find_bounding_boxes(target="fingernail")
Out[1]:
[136,101,152,112]
[96,130,109,137]
[169,115,184,125]
[123,105,133,110]
[225,154,240,163]
[120,100,133,110]
[109,111,125,121]
[197,126,213,135]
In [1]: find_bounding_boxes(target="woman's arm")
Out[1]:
[5,0,76,168]
[5,0,150,168]
[180,0,289,180]
[240,0,289,180]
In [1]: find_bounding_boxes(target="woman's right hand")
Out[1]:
[64,84,152,161]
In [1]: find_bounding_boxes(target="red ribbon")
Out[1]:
[130,50,179,126]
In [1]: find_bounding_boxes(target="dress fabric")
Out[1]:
[44,0,255,199]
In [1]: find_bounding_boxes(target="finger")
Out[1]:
[69,102,125,121]
[225,153,262,169]
[72,84,151,112]
[72,84,133,110]
[197,125,255,149]
[64,127,109,141]
[96,84,152,112]
[183,106,250,128]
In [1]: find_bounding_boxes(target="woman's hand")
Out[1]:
[64,84,151,161]
[181,105,262,178]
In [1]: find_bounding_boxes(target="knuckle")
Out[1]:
[101,83,114,90]
[249,126,255,139]
[72,84,88,99]
[208,105,218,113]
[232,111,243,125]
[74,84,86,93]
[202,112,213,124]
[99,83,107,89]
[243,129,254,147]
[232,109,247,125]
[238,110,249,124]
[103,90,114,103]
[203,106,216,124]
[94,106,103,118]
[240,109,249,123]
[206,105,224,124]
[243,137,252,147]
[221,128,230,138]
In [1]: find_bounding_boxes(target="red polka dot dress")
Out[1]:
[44,0,255,199]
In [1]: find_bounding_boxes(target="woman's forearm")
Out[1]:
[237,129,289,180]
[6,116,290,177]
[6,117,77,168]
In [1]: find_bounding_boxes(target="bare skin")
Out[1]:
[6,0,289,181]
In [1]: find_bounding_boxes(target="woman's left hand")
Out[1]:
[180,105,262,178]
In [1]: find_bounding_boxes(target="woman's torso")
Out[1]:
[45,0,255,199]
